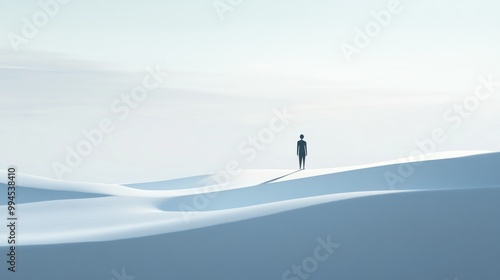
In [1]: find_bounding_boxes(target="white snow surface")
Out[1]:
[1,150,500,280]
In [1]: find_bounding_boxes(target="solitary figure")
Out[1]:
[297,134,307,169]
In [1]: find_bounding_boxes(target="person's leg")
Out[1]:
[299,154,305,169]
[303,156,306,169]
[299,155,302,169]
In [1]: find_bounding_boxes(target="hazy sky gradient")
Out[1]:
[1,0,500,182]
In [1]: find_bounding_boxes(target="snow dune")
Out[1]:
[1,151,500,280]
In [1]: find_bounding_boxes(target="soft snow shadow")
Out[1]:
[0,184,107,205]
[124,174,211,190]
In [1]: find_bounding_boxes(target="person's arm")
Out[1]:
[305,142,307,156]
[297,141,299,156]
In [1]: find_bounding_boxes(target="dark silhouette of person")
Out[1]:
[297,134,307,169]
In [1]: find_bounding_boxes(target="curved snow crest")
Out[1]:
[273,150,495,183]
[0,150,499,246]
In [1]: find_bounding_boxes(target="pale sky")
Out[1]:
[1,0,500,182]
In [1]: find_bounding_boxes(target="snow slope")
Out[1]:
[1,151,500,280]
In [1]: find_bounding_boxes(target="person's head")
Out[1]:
[300,134,304,139]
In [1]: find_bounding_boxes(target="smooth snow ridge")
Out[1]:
[0,150,499,246]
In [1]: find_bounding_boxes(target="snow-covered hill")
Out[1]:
[1,151,500,280]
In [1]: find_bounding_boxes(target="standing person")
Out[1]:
[297,134,307,170]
